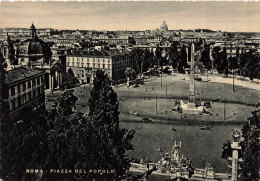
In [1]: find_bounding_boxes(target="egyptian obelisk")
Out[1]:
[188,43,196,107]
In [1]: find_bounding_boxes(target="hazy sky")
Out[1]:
[0,1,260,32]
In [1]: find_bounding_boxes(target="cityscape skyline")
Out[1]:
[1,1,260,32]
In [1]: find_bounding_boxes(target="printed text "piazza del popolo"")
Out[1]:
[26,169,115,174]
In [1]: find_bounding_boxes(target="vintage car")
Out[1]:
[141,117,153,123]
[130,111,138,116]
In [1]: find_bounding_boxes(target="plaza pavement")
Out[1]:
[45,73,259,124]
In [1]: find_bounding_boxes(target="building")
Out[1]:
[18,23,52,67]
[4,67,46,120]
[15,24,63,92]
[2,27,51,37]
[0,32,17,70]
[92,37,129,45]
[160,21,168,32]
[66,51,135,84]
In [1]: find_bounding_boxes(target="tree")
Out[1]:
[130,48,144,75]
[0,52,10,179]
[212,46,228,74]
[125,67,136,87]
[88,70,135,180]
[240,110,260,181]
[228,56,238,71]
[168,42,180,72]
[221,48,228,75]
[221,110,260,180]
[238,49,246,74]
[243,50,260,80]
[0,53,9,127]
[62,68,79,89]
[143,49,153,71]
[1,109,48,181]
[201,45,211,70]
[155,45,162,68]
[55,90,78,116]
[42,90,97,180]
[221,140,232,160]
[178,45,188,73]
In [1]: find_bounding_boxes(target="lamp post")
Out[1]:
[233,69,235,92]
[165,83,168,100]
[156,93,158,115]
[161,68,163,87]
[202,158,205,179]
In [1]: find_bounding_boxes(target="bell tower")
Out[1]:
[1,32,15,70]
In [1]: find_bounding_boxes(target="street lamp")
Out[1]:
[202,158,205,179]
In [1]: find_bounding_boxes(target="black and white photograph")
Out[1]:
[0,1,259,181]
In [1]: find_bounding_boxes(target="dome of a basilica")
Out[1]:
[18,24,51,57]
[19,38,51,56]
[19,38,51,58]
[160,21,168,32]
[30,23,36,30]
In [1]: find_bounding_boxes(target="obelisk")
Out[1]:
[188,43,196,107]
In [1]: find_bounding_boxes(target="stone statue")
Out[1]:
[232,129,242,142]
[172,140,181,162]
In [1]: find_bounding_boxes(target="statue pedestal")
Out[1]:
[180,101,203,114]
[231,142,241,181]
[187,102,196,108]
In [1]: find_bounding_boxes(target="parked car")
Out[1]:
[141,117,153,123]
[204,101,212,108]
[130,111,138,116]
[172,126,177,131]
[199,125,211,130]
[195,77,202,81]
[81,103,86,107]
[133,84,139,88]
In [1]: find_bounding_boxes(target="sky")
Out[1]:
[0,1,260,32]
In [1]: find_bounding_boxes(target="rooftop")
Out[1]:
[5,67,45,85]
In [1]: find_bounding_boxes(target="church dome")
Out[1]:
[19,24,51,57]
[19,37,51,57]
[160,21,168,32]
[30,23,36,30]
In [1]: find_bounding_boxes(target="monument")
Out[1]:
[188,43,196,108]
[231,129,242,181]
[180,43,203,114]
[171,139,181,163]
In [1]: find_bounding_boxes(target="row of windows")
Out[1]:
[68,62,111,69]
[76,71,111,79]
[10,86,44,111]
[68,57,112,64]
[10,76,43,97]
[67,59,135,69]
